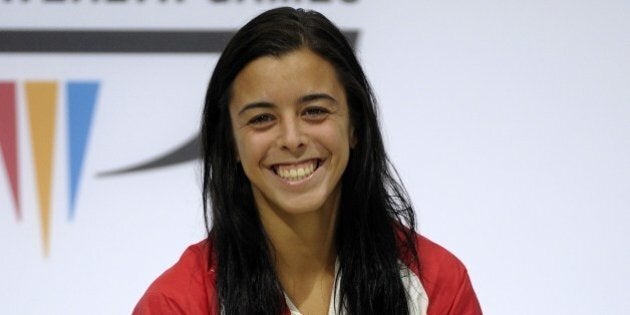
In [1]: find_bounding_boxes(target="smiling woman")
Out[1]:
[230,49,353,219]
[134,7,481,315]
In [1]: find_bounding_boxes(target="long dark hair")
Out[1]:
[201,7,419,314]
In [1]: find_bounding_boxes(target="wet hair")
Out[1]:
[201,7,418,314]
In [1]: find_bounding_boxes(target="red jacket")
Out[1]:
[134,234,482,314]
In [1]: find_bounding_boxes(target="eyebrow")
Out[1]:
[237,101,274,116]
[299,93,337,104]
[237,93,338,116]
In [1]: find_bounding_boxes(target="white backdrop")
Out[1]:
[1,1,629,314]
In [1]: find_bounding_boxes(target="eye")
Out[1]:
[248,113,275,126]
[302,106,329,120]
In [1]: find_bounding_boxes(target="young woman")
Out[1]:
[134,7,481,315]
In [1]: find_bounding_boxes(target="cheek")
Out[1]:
[320,124,353,154]
[234,131,270,166]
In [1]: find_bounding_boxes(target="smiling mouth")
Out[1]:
[271,159,322,182]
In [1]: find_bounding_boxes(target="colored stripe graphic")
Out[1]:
[25,82,57,257]
[67,82,98,219]
[0,82,20,220]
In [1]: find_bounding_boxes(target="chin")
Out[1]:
[274,197,329,216]
[251,180,343,220]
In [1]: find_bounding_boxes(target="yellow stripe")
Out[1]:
[25,81,57,257]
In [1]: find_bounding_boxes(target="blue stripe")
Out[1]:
[67,81,99,220]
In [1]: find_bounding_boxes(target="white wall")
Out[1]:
[1,1,629,314]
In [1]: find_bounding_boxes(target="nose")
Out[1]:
[278,117,306,153]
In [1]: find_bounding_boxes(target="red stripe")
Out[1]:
[0,82,20,220]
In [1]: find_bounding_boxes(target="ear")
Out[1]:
[232,141,241,162]
[349,125,357,149]
[232,135,241,162]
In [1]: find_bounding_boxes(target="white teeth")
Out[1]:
[275,160,318,181]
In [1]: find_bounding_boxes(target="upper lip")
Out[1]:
[270,158,321,167]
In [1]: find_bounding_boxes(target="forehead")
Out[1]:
[229,48,346,108]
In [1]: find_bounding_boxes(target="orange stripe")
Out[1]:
[25,81,57,257]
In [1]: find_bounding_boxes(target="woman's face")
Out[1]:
[229,48,354,217]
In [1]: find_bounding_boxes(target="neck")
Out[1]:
[255,188,339,284]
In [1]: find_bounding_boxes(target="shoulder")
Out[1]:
[133,240,219,315]
[407,234,483,315]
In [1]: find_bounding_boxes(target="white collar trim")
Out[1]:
[284,260,428,315]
